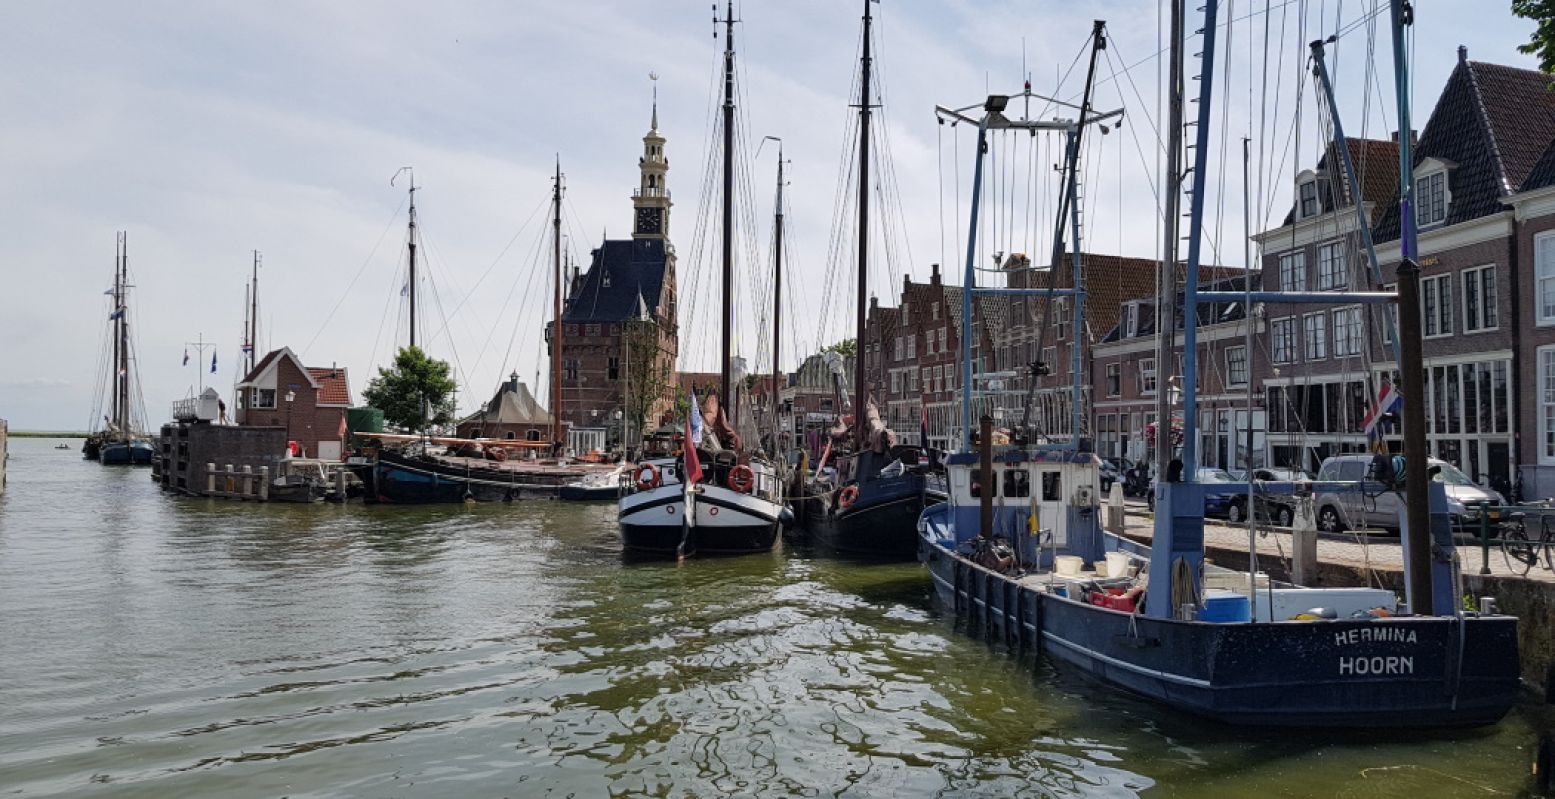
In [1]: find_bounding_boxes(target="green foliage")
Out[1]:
[362,346,458,432]
[1514,0,1555,76]
[623,321,673,443]
[822,338,857,358]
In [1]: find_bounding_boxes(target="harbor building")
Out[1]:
[456,373,553,444]
[552,104,678,454]
[233,347,352,460]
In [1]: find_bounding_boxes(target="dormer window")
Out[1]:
[1417,169,1447,228]
[1299,178,1320,219]
[602,271,612,288]
[1123,302,1139,338]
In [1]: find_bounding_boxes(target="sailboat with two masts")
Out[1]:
[84,232,154,465]
[617,1,787,558]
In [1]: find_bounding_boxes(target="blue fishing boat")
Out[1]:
[918,2,1519,728]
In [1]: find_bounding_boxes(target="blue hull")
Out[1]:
[791,476,934,560]
[920,533,1520,727]
[362,452,567,503]
[98,441,153,466]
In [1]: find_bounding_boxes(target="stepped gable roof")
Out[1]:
[1376,58,1555,241]
[1097,273,1258,343]
[459,375,552,427]
[562,237,669,324]
[304,367,352,406]
[1279,138,1400,227]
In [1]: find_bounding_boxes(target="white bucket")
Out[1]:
[1054,555,1084,576]
[1104,551,1131,579]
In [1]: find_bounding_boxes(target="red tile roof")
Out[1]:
[306,367,351,406]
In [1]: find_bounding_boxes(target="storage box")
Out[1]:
[1199,589,1251,623]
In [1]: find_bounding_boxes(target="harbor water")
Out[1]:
[0,437,1544,797]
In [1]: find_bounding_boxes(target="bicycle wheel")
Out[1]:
[1502,522,1536,577]
[1542,517,1555,574]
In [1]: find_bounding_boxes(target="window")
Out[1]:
[1041,471,1063,502]
[1271,317,1296,364]
[920,367,929,393]
[1278,252,1306,292]
[505,431,517,440]
[1105,363,1121,396]
[1332,307,1362,356]
[1462,265,1497,332]
[586,324,600,337]
[1303,313,1327,360]
[1539,232,1555,325]
[1124,302,1139,337]
[909,368,919,393]
[932,302,940,320]
[250,388,276,409]
[1299,179,1319,219]
[908,334,917,359]
[894,336,903,360]
[527,430,541,442]
[1055,300,1069,340]
[1225,346,1248,387]
[934,365,944,394]
[1381,283,1398,344]
[1317,241,1347,290]
[1003,469,1030,497]
[1422,273,1452,337]
[1417,170,1447,227]
[607,357,620,380]
[602,271,612,288]
[891,371,901,394]
[564,358,579,381]
[938,328,947,353]
[1541,348,1555,463]
[1139,358,1157,395]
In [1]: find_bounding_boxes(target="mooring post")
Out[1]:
[1291,497,1319,586]
[1106,482,1125,535]
[242,465,253,499]
[206,463,216,494]
[979,415,994,538]
[225,463,235,495]
[1478,503,1492,576]
[259,466,270,501]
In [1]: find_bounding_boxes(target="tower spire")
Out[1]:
[650,71,659,132]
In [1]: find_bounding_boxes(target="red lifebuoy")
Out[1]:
[635,462,662,491]
[838,484,860,509]
[487,446,508,462]
[727,464,756,493]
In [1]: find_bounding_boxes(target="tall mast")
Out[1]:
[551,160,565,449]
[248,250,260,373]
[853,0,873,448]
[407,173,419,349]
[111,232,123,432]
[1153,0,1184,480]
[719,0,736,419]
[767,137,785,452]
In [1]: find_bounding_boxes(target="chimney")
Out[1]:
[930,262,941,285]
[1458,45,1467,66]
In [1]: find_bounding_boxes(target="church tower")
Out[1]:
[633,85,671,240]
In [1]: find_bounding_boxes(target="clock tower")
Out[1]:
[633,91,670,239]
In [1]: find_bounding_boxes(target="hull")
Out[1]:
[98,441,153,466]
[365,451,570,503]
[559,484,619,502]
[792,475,935,560]
[919,533,1520,728]
[619,483,781,558]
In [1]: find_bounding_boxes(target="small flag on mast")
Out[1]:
[684,392,704,485]
[210,350,218,374]
[182,348,189,366]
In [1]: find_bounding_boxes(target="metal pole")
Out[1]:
[551,162,564,450]
[1243,136,1258,619]
[1180,0,1219,478]
[408,179,418,349]
[854,0,873,450]
[1154,0,1184,479]
[720,0,736,418]
[1066,128,1085,444]
[979,414,994,537]
[961,114,991,453]
[773,145,785,456]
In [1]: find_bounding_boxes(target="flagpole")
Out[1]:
[185,333,217,396]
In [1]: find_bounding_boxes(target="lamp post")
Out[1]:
[284,390,296,454]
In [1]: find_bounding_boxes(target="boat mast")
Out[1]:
[111,232,123,433]
[853,0,873,449]
[551,160,565,450]
[1153,0,1184,480]
[248,250,260,374]
[407,173,419,349]
[718,0,736,422]
[766,137,786,454]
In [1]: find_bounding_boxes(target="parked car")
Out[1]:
[1221,468,1307,526]
[1312,454,1504,533]
[1146,467,1245,519]
[1100,457,1133,494]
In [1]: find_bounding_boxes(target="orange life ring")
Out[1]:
[635,462,662,491]
[727,464,756,493]
[838,484,860,509]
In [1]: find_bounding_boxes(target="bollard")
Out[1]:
[1291,496,1319,586]
[1106,483,1126,535]
[242,465,254,499]
[207,463,216,494]
[336,467,347,500]
[1478,502,1492,576]
[259,466,270,501]
[226,464,235,494]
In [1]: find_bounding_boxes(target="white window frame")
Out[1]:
[1538,231,1555,326]
[1139,358,1157,396]
[1541,346,1555,465]
[1298,178,1319,219]
[1271,317,1297,364]
[1461,264,1498,333]
[907,334,916,359]
[1302,312,1327,361]
[1278,252,1306,292]
[1317,240,1348,290]
[1332,306,1362,357]
[1105,362,1121,396]
[1225,345,1248,387]
[1421,273,1453,339]
[1416,167,1449,228]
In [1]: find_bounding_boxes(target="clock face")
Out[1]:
[635,207,662,235]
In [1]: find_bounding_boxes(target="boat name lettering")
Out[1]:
[1338,655,1413,676]
[1333,627,1416,646]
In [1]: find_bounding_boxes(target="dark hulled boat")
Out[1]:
[86,232,153,466]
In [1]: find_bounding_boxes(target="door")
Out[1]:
[1487,442,1511,499]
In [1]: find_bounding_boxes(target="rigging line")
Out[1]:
[424,195,549,349]
[1104,47,1164,211]
[487,211,553,383]
[421,243,476,411]
[300,194,407,358]
[367,230,407,379]
[938,121,947,271]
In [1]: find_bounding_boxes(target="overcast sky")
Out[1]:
[0,1,1535,430]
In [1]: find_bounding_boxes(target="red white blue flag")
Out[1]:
[1362,382,1402,448]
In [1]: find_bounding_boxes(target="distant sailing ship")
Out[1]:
[83,232,153,465]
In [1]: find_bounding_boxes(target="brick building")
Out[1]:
[234,347,352,459]
[550,103,678,453]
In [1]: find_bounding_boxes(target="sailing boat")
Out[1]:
[786,0,943,560]
[917,2,1518,728]
[617,1,788,558]
[84,232,154,465]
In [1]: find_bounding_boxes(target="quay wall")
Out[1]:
[158,422,286,496]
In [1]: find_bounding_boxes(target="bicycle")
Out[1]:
[1500,510,1555,577]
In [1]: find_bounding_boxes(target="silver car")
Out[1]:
[1312,454,1505,533]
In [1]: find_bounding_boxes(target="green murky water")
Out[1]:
[0,437,1544,797]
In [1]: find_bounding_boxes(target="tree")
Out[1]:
[822,338,857,358]
[622,320,673,444]
[362,346,458,432]
[1514,0,1555,76]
